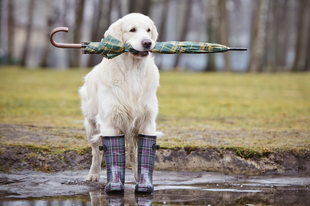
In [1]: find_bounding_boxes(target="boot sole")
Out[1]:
[135,186,154,193]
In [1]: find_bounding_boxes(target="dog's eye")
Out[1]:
[130,28,136,32]
[147,28,151,32]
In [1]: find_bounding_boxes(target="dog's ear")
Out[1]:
[150,20,158,42]
[104,18,123,41]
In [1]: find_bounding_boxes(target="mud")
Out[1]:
[156,147,310,175]
[1,124,310,176]
[0,169,310,205]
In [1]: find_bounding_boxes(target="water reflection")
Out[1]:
[89,191,102,206]
[88,187,310,206]
[1,186,310,206]
[103,192,124,206]
[89,191,153,206]
[135,193,153,206]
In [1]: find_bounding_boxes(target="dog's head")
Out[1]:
[104,13,158,59]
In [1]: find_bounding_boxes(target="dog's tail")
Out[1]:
[125,131,139,181]
[91,133,102,144]
[156,131,164,138]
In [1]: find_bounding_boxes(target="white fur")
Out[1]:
[79,13,160,182]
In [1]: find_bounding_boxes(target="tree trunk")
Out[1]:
[87,0,104,67]
[267,0,277,72]
[292,0,308,72]
[0,2,1,51]
[173,0,193,71]
[117,0,122,18]
[73,0,85,68]
[218,0,230,72]
[158,0,169,42]
[107,0,113,26]
[7,0,15,64]
[156,0,170,70]
[303,1,310,71]
[20,0,35,67]
[248,0,268,73]
[264,0,279,73]
[276,0,289,71]
[40,1,55,68]
[128,0,136,13]
[141,0,151,16]
[205,0,218,72]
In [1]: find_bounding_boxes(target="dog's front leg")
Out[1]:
[87,142,102,182]
[85,118,103,182]
[87,119,119,182]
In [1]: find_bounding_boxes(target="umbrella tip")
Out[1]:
[228,47,247,51]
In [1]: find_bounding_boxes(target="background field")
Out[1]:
[0,67,309,154]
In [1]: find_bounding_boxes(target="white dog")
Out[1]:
[79,13,160,182]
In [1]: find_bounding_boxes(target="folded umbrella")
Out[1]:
[50,27,247,59]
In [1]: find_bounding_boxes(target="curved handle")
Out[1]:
[50,27,83,48]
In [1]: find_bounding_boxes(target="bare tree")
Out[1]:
[141,0,152,16]
[205,0,218,72]
[20,0,35,67]
[87,0,105,67]
[40,1,56,68]
[303,1,310,71]
[128,0,137,13]
[6,0,309,71]
[72,0,85,68]
[218,0,230,72]
[128,0,149,15]
[292,0,309,72]
[107,0,113,27]
[158,0,169,42]
[173,0,193,70]
[7,0,15,64]
[276,0,289,71]
[248,0,268,72]
[91,0,104,42]
[20,0,34,66]
[263,0,276,72]
[0,0,2,50]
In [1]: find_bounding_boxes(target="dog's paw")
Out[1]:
[86,173,100,182]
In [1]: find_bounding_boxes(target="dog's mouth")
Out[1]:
[131,51,149,58]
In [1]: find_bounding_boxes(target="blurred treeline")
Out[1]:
[0,0,309,72]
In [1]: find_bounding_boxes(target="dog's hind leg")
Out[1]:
[85,118,102,182]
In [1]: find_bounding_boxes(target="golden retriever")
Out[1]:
[79,13,160,182]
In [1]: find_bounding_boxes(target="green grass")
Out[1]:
[0,67,87,127]
[158,72,310,129]
[1,67,309,152]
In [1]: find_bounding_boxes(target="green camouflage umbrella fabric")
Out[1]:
[83,35,245,59]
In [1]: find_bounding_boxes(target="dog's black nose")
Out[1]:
[142,39,152,49]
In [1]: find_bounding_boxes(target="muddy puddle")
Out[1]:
[1,170,310,205]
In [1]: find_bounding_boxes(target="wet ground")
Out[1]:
[0,169,310,205]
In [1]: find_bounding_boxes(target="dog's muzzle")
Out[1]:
[132,51,149,57]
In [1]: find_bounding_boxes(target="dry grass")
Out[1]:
[0,67,309,152]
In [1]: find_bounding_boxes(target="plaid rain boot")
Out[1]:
[135,134,160,193]
[100,135,125,193]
